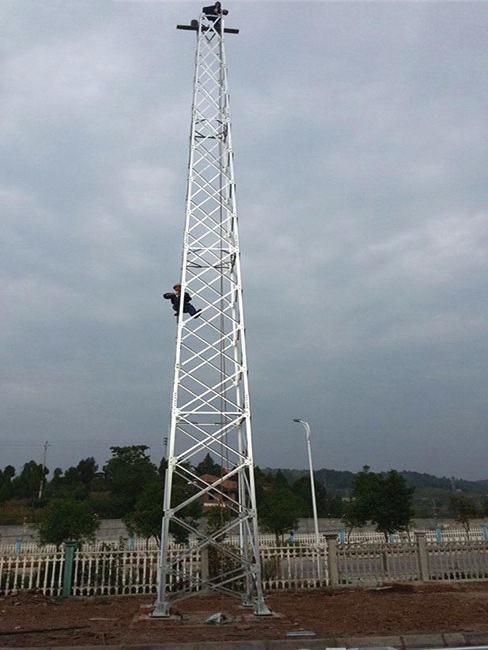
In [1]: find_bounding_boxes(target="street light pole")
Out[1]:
[293,419,322,581]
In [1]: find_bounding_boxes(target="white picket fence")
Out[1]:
[0,545,319,596]
[3,534,488,596]
[0,549,65,594]
[71,549,160,596]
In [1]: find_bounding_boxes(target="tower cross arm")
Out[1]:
[176,23,239,34]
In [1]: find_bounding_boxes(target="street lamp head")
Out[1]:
[293,418,301,423]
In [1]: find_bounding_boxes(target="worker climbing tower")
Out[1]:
[153,5,270,617]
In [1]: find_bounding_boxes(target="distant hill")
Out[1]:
[261,467,488,519]
[262,467,488,495]
[264,468,356,493]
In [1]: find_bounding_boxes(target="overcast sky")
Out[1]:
[2,0,488,481]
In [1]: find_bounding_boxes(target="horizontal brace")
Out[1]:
[177,23,239,34]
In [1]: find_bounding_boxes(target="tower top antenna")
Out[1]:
[177,2,239,34]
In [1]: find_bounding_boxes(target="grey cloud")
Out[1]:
[2,1,488,481]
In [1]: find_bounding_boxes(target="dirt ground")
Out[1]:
[2,582,488,647]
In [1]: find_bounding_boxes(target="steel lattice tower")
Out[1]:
[153,7,270,617]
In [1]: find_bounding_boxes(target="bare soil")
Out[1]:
[2,582,488,647]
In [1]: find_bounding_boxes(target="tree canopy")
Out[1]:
[258,473,303,543]
[0,450,427,541]
[37,497,99,547]
[450,494,479,536]
[102,445,159,516]
[343,466,415,540]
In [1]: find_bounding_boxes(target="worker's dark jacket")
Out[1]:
[163,292,192,313]
[203,5,219,17]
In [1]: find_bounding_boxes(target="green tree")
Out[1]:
[343,467,414,540]
[450,494,479,538]
[48,458,98,500]
[259,483,303,544]
[11,461,47,503]
[373,470,415,540]
[342,466,379,536]
[195,453,222,477]
[292,474,338,518]
[326,493,344,518]
[123,461,203,546]
[124,478,164,544]
[253,466,274,516]
[102,445,158,517]
[273,469,290,489]
[37,498,99,547]
[0,465,15,503]
[3,465,15,480]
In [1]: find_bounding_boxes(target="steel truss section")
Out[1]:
[153,9,270,617]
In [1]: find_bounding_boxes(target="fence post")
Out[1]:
[200,547,209,584]
[415,531,430,582]
[62,541,78,596]
[324,533,339,588]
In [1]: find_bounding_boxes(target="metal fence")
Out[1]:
[3,533,488,597]
[327,533,488,587]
